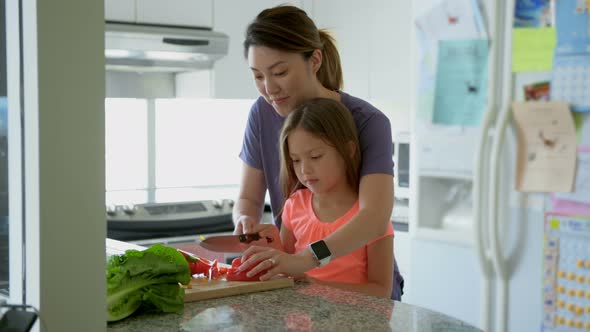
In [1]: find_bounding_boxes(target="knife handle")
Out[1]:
[238,233,273,244]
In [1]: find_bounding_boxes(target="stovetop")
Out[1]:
[106,199,234,241]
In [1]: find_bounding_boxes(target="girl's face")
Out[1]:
[287,127,350,195]
[248,46,321,117]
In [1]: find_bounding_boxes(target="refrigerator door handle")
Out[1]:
[488,101,512,332]
[488,0,516,330]
[474,0,505,330]
[473,103,495,332]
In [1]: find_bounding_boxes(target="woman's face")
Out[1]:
[248,46,320,117]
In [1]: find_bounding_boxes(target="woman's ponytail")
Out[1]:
[318,30,343,91]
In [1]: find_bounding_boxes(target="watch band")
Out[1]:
[308,240,332,267]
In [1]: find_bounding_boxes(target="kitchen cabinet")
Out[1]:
[105,0,135,22]
[105,0,213,28]
[311,0,412,109]
[137,0,213,28]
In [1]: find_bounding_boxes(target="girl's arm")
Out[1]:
[306,235,394,298]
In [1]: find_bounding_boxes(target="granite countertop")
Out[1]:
[107,281,481,332]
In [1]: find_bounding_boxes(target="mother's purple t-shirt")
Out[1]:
[239,91,394,229]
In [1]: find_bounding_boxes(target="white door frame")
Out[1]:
[7,0,106,330]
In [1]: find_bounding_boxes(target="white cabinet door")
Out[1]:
[312,0,412,106]
[367,0,412,108]
[105,0,135,22]
[311,0,371,100]
[137,0,213,28]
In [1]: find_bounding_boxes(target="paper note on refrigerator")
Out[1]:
[514,0,553,27]
[414,0,487,40]
[512,101,577,192]
[512,28,557,72]
[432,39,489,126]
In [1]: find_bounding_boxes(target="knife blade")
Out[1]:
[198,233,273,253]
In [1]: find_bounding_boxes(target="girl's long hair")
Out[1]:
[244,5,343,91]
[279,98,360,201]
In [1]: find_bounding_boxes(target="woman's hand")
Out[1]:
[233,215,262,235]
[238,245,318,281]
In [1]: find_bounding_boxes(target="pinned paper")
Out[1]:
[512,101,577,192]
[512,28,557,72]
[433,39,489,126]
[415,0,487,40]
[514,0,553,27]
[551,196,590,215]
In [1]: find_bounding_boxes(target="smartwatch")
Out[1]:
[308,240,332,267]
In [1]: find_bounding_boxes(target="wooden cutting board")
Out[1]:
[106,239,293,302]
[184,277,294,302]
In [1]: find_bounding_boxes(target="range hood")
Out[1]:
[105,22,229,72]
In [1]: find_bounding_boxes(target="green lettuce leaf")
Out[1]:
[106,244,190,322]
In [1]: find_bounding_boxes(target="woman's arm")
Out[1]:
[294,174,393,265]
[324,173,393,258]
[233,162,267,235]
[306,234,393,298]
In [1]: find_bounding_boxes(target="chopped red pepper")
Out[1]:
[177,249,219,276]
[226,257,270,282]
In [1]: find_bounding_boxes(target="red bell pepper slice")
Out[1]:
[178,249,219,276]
[226,257,270,282]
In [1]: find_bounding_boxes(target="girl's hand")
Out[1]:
[238,245,318,280]
[250,224,283,250]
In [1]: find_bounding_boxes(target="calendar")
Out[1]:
[551,54,590,113]
[552,0,590,113]
[543,214,590,331]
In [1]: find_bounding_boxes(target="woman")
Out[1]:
[232,5,404,300]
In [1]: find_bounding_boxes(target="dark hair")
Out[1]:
[279,98,360,201]
[244,5,343,91]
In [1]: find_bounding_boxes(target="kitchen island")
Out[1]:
[107,281,481,332]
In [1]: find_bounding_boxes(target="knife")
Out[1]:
[198,233,273,253]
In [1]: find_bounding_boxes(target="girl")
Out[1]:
[246,98,394,298]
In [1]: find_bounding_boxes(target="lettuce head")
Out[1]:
[106,244,190,322]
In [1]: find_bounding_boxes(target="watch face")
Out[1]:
[310,240,331,260]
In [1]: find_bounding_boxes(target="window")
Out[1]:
[105,98,252,205]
